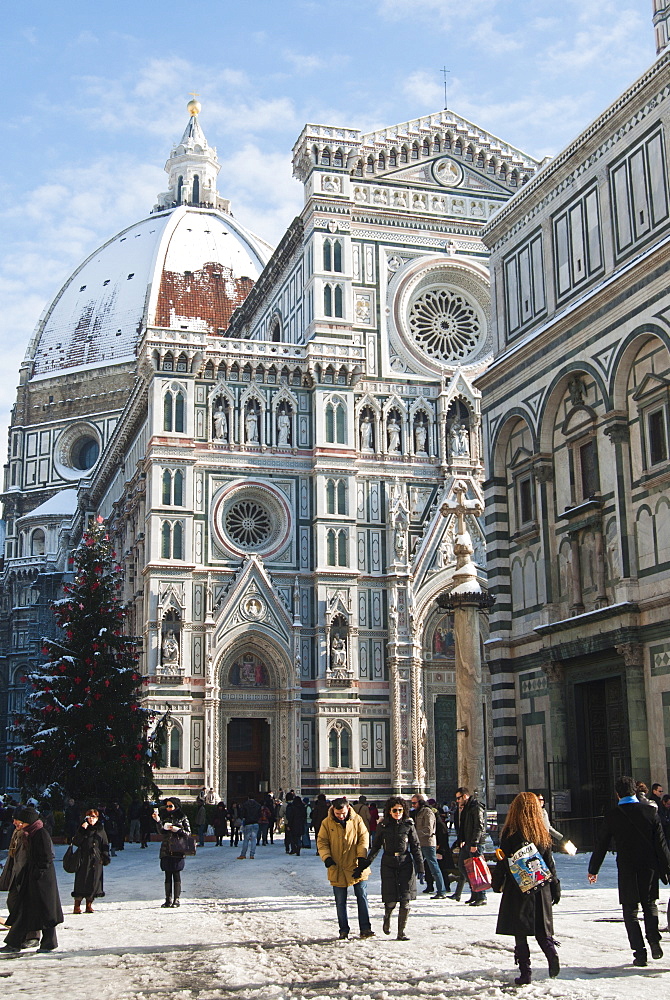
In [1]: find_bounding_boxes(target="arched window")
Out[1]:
[400,146,408,163]
[378,152,386,170]
[422,139,430,156]
[192,175,200,203]
[337,529,347,566]
[161,521,171,558]
[162,469,172,505]
[325,404,335,442]
[163,388,185,433]
[335,400,346,443]
[333,241,342,273]
[157,722,182,769]
[327,529,336,566]
[176,352,188,373]
[324,284,333,316]
[366,155,374,174]
[337,479,346,514]
[411,142,419,160]
[334,285,343,318]
[334,148,343,167]
[173,521,183,560]
[163,352,174,372]
[173,470,184,506]
[329,724,351,767]
[204,361,215,379]
[177,176,183,203]
[321,148,331,166]
[389,148,397,167]
[327,480,336,514]
[323,240,332,271]
[433,137,441,153]
[355,160,363,177]
[31,529,45,556]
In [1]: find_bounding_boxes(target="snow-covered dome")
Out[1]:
[25,106,273,380]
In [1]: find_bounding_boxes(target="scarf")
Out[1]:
[25,819,44,837]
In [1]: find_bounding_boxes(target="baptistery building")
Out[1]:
[0,98,540,802]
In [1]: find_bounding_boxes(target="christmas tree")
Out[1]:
[11,517,157,802]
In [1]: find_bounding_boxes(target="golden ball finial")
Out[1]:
[187,98,201,117]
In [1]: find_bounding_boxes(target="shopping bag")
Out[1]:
[507,842,551,893]
[463,855,492,892]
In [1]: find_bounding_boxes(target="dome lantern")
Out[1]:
[154,98,230,214]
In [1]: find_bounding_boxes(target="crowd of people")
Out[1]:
[2,778,670,982]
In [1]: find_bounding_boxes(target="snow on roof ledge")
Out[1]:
[20,489,79,519]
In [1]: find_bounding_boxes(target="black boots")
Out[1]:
[540,937,560,978]
[514,940,531,986]
[383,905,394,935]
[161,897,172,908]
[633,949,648,967]
[397,905,410,941]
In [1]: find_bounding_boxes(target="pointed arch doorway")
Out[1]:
[208,639,300,800]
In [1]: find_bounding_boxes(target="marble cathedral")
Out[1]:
[0,99,540,801]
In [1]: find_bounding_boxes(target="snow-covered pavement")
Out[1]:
[1,841,670,999]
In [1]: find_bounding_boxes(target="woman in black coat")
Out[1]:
[71,808,110,913]
[152,797,191,908]
[494,792,560,985]
[1,806,63,954]
[357,795,424,941]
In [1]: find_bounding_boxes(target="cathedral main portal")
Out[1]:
[226,717,271,801]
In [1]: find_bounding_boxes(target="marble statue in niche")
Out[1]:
[245,404,260,444]
[277,407,291,447]
[162,630,180,670]
[387,414,401,454]
[213,403,228,441]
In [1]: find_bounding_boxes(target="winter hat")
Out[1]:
[14,805,40,824]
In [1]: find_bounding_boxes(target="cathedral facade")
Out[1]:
[0,100,539,801]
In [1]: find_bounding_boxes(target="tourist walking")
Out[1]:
[494,791,560,985]
[588,775,670,967]
[71,808,111,913]
[311,794,329,852]
[237,795,262,859]
[352,795,372,831]
[451,786,487,904]
[195,799,207,847]
[356,795,424,940]
[152,798,191,908]
[0,805,63,955]
[286,794,307,856]
[317,796,374,939]
[411,793,447,899]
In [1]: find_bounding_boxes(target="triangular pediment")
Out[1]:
[632,372,670,401]
[213,555,293,646]
[378,158,512,195]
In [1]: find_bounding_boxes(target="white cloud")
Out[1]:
[402,70,444,111]
[544,6,648,76]
[219,143,303,246]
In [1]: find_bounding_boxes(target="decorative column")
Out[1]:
[603,417,631,580]
[540,657,567,776]
[437,482,492,799]
[569,531,584,613]
[387,596,403,793]
[616,642,650,779]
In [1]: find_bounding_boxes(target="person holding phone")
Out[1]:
[71,808,110,914]
[152,798,190,908]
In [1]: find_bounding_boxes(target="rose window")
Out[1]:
[224,499,272,548]
[408,289,481,362]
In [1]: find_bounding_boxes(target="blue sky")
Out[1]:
[0,0,657,437]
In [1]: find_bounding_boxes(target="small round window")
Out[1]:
[212,481,292,558]
[72,437,100,471]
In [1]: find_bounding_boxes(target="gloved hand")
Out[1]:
[550,878,561,905]
[324,857,335,868]
[417,871,425,884]
[351,867,362,880]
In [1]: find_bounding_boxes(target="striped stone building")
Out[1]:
[479,48,670,840]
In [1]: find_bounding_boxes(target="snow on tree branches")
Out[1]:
[10,517,158,801]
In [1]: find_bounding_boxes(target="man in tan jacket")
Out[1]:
[317,797,375,939]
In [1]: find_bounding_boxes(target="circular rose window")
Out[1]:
[408,288,481,362]
[212,481,292,558]
[225,499,272,549]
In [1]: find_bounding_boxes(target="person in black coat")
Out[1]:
[588,774,670,967]
[1,806,64,954]
[355,795,424,941]
[285,795,307,856]
[152,797,191,908]
[71,808,110,914]
[494,792,560,985]
[451,786,487,904]
[212,801,228,846]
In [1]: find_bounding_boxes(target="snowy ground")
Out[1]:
[1,840,670,999]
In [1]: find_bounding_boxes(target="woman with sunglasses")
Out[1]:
[71,808,110,914]
[152,798,191,908]
[354,795,424,940]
